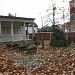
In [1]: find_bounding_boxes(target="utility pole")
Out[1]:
[53,6,56,33]
[39,13,43,28]
[63,0,66,32]
[51,0,56,34]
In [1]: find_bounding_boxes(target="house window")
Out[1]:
[7,27,11,34]
[2,27,21,34]
[13,27,18,34]
[2,27,11,34]
[18,27,21,34]
[2,27,4,34]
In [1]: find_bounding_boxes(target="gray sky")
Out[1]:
[0,0,71,28]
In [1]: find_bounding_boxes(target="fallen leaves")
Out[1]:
[0,57,27,75]
[0,43,28,75]
[0,42,75,75]
[30,43,75,75]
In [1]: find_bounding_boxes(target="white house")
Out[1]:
[0,15,38,42]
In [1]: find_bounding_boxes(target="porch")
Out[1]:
[0,16,36,42]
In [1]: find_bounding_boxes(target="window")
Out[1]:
[2,27,4,34]
[18,27,21,34]
[2,27,11,34]
[13,27,18,34]
[7,27,11,34]
[1,27,20,34]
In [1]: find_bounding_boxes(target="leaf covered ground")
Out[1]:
[0,41,75,75]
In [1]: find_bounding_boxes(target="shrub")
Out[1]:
[64,39,69,47]
[26,46,37,54]
[51,28,70,47]
[73,37,75,43]
[56,40,64,47]
[35,40,40,45]
[68,37,71,44]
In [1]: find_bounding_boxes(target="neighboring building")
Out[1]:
[0,15,38,42]
[70,0,75,32]
[58,22,71,32]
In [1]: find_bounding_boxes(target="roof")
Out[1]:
[0,15,35,20]
[25,22,38,27]
[0,15,38,27]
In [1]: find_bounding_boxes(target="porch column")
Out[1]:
[23,22,26,41]
[11,22,14,42]
[32,23,34,37]
[27,25,29,39]
[0,21,2,42]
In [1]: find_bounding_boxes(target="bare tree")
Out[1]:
[43,0,70,31]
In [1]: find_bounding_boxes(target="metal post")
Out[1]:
[41,37,44,49]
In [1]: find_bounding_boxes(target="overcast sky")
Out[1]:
[0,0,71,28]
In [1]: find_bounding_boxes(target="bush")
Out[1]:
[68,37,71,44]
[56,40,64,47]
[50,38,57,47]
[50,39,69,47]
[50,28,70,47]
[35,40,40,45]
[64,39,69,47]
[26,46,37,54]
[73,37,75,43]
